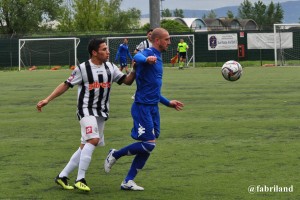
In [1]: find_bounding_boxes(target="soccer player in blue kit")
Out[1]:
[115,38,133,74]
[104,28,184,191]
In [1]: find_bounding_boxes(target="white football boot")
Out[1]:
[121,180,144,191]
[104,149,116,173]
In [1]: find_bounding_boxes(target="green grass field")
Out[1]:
[0,67,299,200]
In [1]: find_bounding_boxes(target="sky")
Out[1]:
[120,0,293,14]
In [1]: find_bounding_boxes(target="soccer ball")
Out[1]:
[221,60,243,81]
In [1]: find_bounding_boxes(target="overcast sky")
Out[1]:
[120,0,293,14]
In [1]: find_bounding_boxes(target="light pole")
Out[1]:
[149,0,161,29]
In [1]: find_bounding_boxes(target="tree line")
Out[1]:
[0,0,286,35]
[164,0,284,30]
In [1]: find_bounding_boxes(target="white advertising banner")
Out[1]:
[247,33,293,49]
[208,34,238,50]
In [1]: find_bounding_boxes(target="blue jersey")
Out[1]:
[133,47,169,105]
[115,43,133,61]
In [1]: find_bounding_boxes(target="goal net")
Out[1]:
[274,24,300,66]
[19,37,80,71]
[106,35,195,67]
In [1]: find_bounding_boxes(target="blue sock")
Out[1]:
[125,153,150,182]
[113,142,155,182]
[113,142,155,159]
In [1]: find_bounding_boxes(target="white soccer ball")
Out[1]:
[221,60,243,81]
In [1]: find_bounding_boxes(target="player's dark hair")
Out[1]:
[147,29,153,34]
[88,38,106,57]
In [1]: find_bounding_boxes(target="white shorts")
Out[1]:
[79,116,105,146]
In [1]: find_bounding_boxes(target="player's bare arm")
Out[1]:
[122,70,136,85]
[120,59,136,85]
[36,82,69,112]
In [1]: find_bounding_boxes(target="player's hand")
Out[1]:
[132,60,136,70]
[170,100,184,111]
[36,99,49,112]
[146,56,157,64]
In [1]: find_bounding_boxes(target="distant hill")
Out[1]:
[143,1,300,23]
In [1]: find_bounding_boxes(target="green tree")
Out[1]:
[66,0,140,32]
[0,0,63,34]
[253,0,267,30]
[273,3,284,24]
[161,19,190,32]
[238,0,284,30]
[227,10,234,19]
[207,10,217,19]
[173,8,184,18]
[102,0,140,31]
[57,6,75,32]
[162,8,172,17]
[238,0,253,19]
[264,1,277,29]
[142,19,190,32]
[72,0,104,31]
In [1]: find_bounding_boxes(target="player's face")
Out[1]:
[147,31,152,41]
[93,43,110,62]
[158,32,171,52]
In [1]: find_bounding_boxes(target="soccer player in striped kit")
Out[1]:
[36,38,136,192]
[134,29,153,54]
[104,28,184,191]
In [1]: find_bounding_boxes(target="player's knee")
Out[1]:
[141,142,156,153]
[88,138,100,146]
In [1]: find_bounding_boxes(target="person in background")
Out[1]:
[134,29,153,54]
[177,38,189,69]
[115,38,133,74]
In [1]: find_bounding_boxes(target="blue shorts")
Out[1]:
[119,57,128,68]
[131,103,160,141]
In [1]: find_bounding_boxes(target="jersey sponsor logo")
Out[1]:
[86,126,93,134]
[88,81,111,90]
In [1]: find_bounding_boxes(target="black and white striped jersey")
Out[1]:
[65,59,126,120]
[136,39,153,52]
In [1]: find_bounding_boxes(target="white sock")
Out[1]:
[59,147,81,178]
[76,143,96,181]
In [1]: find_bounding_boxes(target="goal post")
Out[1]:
[274,23,300,66]
[106,34,195,67]
[18,37,80,71]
